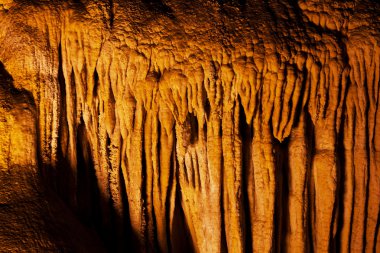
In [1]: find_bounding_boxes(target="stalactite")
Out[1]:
[0,0,379,252]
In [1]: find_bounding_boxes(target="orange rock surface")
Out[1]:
[0,0,379,252]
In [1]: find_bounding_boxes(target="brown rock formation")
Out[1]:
[0,0,379,252]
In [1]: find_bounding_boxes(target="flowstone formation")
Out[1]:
[0,0,379,252]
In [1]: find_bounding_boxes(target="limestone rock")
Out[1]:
[0,0,379,252]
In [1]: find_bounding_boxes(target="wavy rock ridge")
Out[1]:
[0,0,379,252]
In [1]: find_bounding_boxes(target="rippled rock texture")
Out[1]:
[0,0,379,252]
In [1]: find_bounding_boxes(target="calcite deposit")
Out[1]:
[0,0,379,252]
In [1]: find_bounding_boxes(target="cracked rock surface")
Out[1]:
[0,0,379,252]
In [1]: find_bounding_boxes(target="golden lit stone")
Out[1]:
[0,1,379,252]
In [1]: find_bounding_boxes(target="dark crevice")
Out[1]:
[217,0,242,6]
[142,0,175,19]
[188,112,199,145]
[203,84,211,121]
[171,187,194,253]
[239,101,252,253]
[76,119,114,252]
[334,125,345,252]
[93,68,99,98]
[109,0,114,28]
[70,68,77,129]
[118,163,134,253]
[273,137,289,253]
[55,43,77,210]
[103,134,119,253]
[263,0,278,34]
[76,120,97,226]
[288,64,308,130]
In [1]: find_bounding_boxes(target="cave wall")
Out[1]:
[0,0,379,252]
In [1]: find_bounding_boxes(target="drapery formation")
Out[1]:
[0,0,379,252]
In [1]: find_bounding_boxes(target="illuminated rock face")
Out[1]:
[0,0,379,252]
